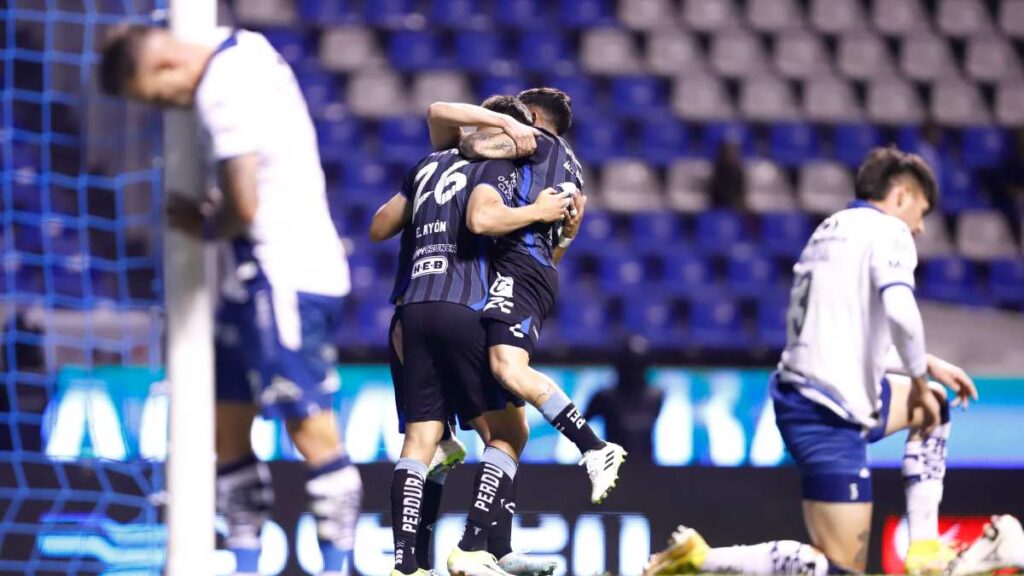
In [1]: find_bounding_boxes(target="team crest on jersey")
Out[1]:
[484,273,515,314]
[411,256,448,278]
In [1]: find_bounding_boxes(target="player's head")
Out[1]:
[480,95,534,126]
[99,25,200,107]
[854,146,937,236]
[517,87,572,135]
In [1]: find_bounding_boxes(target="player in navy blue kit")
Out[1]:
[371,97,571,576]
[456,88,627,505]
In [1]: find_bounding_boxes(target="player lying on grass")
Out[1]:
[99,26,361,575]
[432,89,628,506]
[370,97,576,576]
[646,147,983,576]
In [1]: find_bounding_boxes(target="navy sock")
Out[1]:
[487,471,517,559]
[391,458,427,574]
[458,447,517,552]
[539,390,605,454]
[415,472,447,568]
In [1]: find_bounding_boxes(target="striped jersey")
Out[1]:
[398,149,520,309]
[496,128,584,268]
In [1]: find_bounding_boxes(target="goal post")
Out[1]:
[163,0,217,573]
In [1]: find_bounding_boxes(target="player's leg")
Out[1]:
[879,375,955,574]
[215,300,274,576]
[645,524,838,576]
[391,303,453,575]
[487,340,625,504]
[262,291,362,574]
[772,377,874,571]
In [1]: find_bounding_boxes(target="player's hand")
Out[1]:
[501,118,539,157]
[927,354,979,409]
[908,376,943,436]
[532,187,573,223]
[561,188,587,240]
[166,193,208,238]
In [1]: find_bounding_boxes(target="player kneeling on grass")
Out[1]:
[646,147,996,576]
[99,26,361,575]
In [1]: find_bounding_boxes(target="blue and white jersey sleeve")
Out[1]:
[195,37,261,160]
[869,220,918,293]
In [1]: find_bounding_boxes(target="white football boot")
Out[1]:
[496,552,558,576]
[946,515,1024,576]
[579,442,627,504]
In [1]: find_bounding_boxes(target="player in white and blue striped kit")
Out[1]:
[646,148,980,576]
[100,26,361,575]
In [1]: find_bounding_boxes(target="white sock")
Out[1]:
[703,541,829,575]
[903,421,950,542]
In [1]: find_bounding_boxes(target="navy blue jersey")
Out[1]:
[398,149,519,309]
[388,225,414,305]
[496,128,584,268]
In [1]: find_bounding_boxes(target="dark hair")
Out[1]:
[854,146,938,210]
[98,25,156,95]
[480,95,534,126]
[517,87,572,135]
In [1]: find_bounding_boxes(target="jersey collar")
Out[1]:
[847,199,884,213]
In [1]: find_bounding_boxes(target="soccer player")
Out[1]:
[98,26,362,575]
[453,88,628,504]
[370,97,572,576]
[380,98,557,574]
[645,147,979,576]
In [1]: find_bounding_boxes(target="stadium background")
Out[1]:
[2,0,1024,574]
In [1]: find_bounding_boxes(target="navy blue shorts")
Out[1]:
[771,373,891,503]
[215,284,343,421]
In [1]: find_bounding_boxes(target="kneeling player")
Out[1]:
[647,148,983,576]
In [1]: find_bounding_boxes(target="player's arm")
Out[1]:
[370,193,411,242]
[166,154,259,239]
[427,101,537,153]
[467,185,570,236]
[884,348,977,409]
[553,188,586,265]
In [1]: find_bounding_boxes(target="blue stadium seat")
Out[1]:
[493,0,550,28]
[351,299,394,346]
[260,29,309,66]
[456,31,503,72]
[990,258,1024,306]
[572,117,626,164]
[478,74,529,100]
[379,117,432,163]
[696,209,747,254]
[960,126,1008,170]
[574,209,618,250]
[832,123,880,167]
[769,122,821,167]
[611,75,668,118]
[298,0,354,24]
[755,293,788,349]
[687,295,749,350]
[920,256,983,305]
[518,30,571,73]
[940,162,988,213]
[342,158,392,196]
[430,0,486,27]
[660,252,714,296]
[317,117,365,165]
[598,251,648,294]
[345,253,380,296]
[556,291,613,348]
[760,212,813,258]
[295,69,339,119]
[726,249,779,296]
[543,74,598,118]
[701,122,755,158]
[389,31,444,70]
[14,265,44,295]
[558,0,616,27]
[622,296,681,346]
[365,0,415,26]
[630,212,682,249]
[641,117,689,165]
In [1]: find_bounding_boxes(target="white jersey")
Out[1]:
[778,201,918,429]
[194,29,350,299]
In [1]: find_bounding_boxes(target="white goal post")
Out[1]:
[163,0,217,573]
